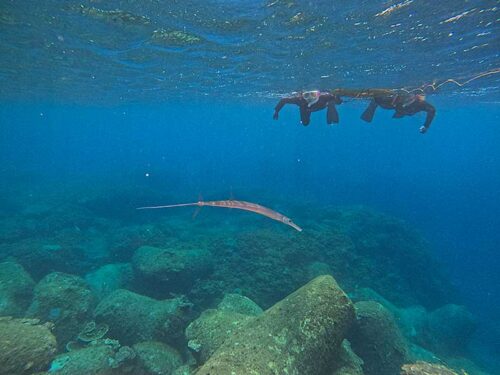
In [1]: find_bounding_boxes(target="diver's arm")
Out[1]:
[419,101,436,133]
[273,97,301,120]
[361,100,378,122]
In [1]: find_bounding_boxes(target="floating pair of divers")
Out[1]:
[273,88,436,133]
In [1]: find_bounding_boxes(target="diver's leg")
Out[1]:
[361,100,378,122]
[300,109,311,126]
[327,102,339,124]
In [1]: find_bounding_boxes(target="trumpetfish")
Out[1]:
[137,199,302,232]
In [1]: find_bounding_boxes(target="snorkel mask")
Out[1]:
[302,90,320,107]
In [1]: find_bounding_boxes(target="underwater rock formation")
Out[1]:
[418,304,476,356]
[2,238,89,280]
[133,341,184,375]
[0,316,56,375]
[48,340,136,375]
[400,361,459,375]
[84,263,134,301]
[0,261,35,316]
[216,293,264,316]
[94,289,191,346]
[185,309,254,364]
[200,207,456,311]
[133,245,214,294]
[349,287,479,362]
[195,275,354,375]
[26,272,95,348]
[330,340,364,375]
[348,301,408,375]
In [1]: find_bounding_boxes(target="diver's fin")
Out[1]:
[361,101,377,122]
[327,102,339,125]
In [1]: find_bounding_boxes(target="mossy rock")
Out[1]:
[348,301,408,375]
[94,289,189,346]
[133,341,183,375]
[0,317,56,374]
[133,246,213,292]
[217,293,263,316]
[401,361,459,375]
[185,309,254,364]
[196,275,355,375]
[26,272,95,349]
[0,261,35,316]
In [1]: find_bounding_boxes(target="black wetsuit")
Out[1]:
[274,93,342,126]
[361,95,436,133]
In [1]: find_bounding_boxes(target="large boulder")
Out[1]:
[401,361,459,375]
[185,309,254,364]
[94,289,191,346]
[26,272,95,348]
[195,275,355,375]
[216,293,263,316]
[0,261,35,316]
[330,340,364,375]
[132,246,213,293]
[418,304,476,356]
[348,301,408,375]
[48,341,136,375]
[84,263,134,301]
[0,316,57,374]
[133,341,183,375]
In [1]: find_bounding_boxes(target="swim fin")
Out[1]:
[361,101,377,122]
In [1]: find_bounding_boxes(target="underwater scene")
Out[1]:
[0,1,499,374]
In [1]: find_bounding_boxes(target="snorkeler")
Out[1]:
[273,90,342,126]
[360,93,436,133]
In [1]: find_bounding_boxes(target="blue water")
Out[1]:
[1,0,499,373]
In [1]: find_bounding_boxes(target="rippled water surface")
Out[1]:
[1,0,499,103]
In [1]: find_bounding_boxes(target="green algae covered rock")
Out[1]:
[185,309,254,364]
[400,361,459,375]
[419,304,476,356]
[48,341,136,375]
[0,317,56,374]
[217,293,263,316]
[85,263,134,301]
[132,246,213,292]
[195,275,355,375]
[94,289,190,346]
[26,272,95,348]
[133,341,183,375]
[330,340,364,375]
[349,301,408,375]
[0,261,35,316]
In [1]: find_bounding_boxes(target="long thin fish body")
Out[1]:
[137,199,302,232]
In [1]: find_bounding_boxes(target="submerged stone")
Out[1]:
[401,361,459,375]
[216,293,263,316]
[330,340,364,375]
[185,309,254,364]
[48,342,136,375]
[348,301,408,375]
[26,272,95,348]
[419,304,476,356]
[84,263,134,301]
[94,289,190,346]
[133,341,183,375]
[132,246,213,292]
[0,261,35,316]
[0,316,56,374]
[195,275,355,375]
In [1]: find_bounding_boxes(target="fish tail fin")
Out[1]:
[192,206,202,220]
